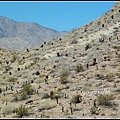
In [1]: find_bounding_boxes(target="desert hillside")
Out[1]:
[0,2,120,119]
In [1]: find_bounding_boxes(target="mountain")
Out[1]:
[0,2,120,119]
[0,16,67,50]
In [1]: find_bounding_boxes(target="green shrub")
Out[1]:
[97,21,101,25]
[12,93,18,101]
[19,91,28,100]
[16,105,29,118]
[75,64,84,73]
[12,91,28,101]
[71,94,82,103]
[8,76,17,82]
[60,68,69,84]
[116,73,120,78]
[2,103,17,115]
[106,74,113,82]
[22,84,34,95]
[97,94,114,106]
[90,106,97,114]
[10,55,18,63]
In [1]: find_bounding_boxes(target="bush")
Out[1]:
[2,104,17,115]
[106,74,113,82]
[90,106,97,114]
[97,94,114,106]
[75,64,84,73]
[10,55,18,63]
[8,76,17,82]
[71,94,82,103]
[16,105,29,118]
[116,73,120,78]
[19,91,28,100]
[60,68,69,84]
[94,72,105,79]
[22,84,34,95]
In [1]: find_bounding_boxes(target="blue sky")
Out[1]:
[0,1,117,32]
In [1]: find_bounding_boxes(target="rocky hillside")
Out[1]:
[0,16,67,50]
[0,2,120,119]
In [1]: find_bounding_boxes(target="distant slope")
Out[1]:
[0,16,67,50]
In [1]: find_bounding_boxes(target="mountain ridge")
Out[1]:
[0,16,67,50]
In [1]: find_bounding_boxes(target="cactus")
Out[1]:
[0,88,2,93]
[50,91,54,99]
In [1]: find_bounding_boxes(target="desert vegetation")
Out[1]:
[0,2,120,119]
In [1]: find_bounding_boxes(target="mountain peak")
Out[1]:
[0,16,67,50]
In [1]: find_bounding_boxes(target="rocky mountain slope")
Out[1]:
[0,2,120,119]
[0,16,67,50]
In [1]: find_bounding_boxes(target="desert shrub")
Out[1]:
[94,72,105,79]
[10,55,18,63]
[90,106,97,114]
[75,64,84,73]
[106,74,113,82]
[18,59,25,65]
[12,93,19,101]
[2,103,18,115]
[97,21,101,25]
[71,94,82,104]
[97,94,115,106]
[100,62,107,68]
[19,91,28,100]
[8,76,17,82]
[113,88,120,93]
[28,62,36,68]
[116,73,120,78]
[53,90,63,99]
[114,46,120,51]
[22,84,34,95]
[60,68,69,84]
[83,81,94,87]
[16,105,29,118]
[40,57,47,62]
[12,91,28,101]
[39,99,57,111]
[70,39,78,44]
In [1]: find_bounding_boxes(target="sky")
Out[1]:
[0,1,117,32]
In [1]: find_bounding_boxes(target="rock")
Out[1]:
[25,100,33,104]
[67,115,77,118]
[95,110,99,115]
[41,93,50,99]
[73,106,83,111]
[101,113,105,116]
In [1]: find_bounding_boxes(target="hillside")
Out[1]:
[0,2,120,119]
[0,16,67,50]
